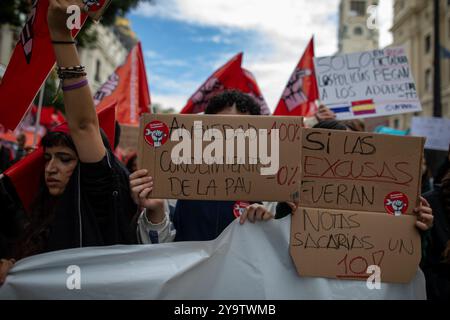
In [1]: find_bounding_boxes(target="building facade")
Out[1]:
[0,24,18,67]
[78,18,137,92]
[338,0,379,53]
[390,0,450,129]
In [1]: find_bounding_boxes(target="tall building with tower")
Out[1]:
[338,0,380,53]
[390,0,450,129]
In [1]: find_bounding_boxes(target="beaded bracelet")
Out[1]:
[57,65,86,80]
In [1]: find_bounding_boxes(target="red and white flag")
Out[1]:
[3,101,117,214]
[94,42,151,125]
[0,0,112,130]
[273,37,318,116]
[180,53,269,115]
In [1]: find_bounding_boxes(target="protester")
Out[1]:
[0,2,137,283]
[312,119,348,131]
[421,156,433,194]
[13,133,27,164]
[342,119,366,132]
[130,90,274,243]
[0,142,13,174]
[421,147,450,301]
[303,105,336,128]
[434,148,450,185]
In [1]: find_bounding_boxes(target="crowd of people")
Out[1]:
[0,1,448,301]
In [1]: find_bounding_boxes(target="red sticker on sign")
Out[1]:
[144,121,169,147]
[384,192,408,216]
[233,201,251,218]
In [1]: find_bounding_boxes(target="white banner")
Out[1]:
[0,217,426,300]
[411,116,450,151]
[314,47,422,120]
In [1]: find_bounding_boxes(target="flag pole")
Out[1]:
[33,83,45,148]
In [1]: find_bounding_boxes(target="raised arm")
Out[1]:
[47,0,105,163]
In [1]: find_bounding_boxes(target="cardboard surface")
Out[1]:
[290,207,421,284]
[138,114,303,202]
[314,47,422,120]
[119,124,140,151]
[299,128,425,215]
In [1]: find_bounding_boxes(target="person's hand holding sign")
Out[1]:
[0,259,15,286]
[239,203,274,225]
[414,196,434,231]
[315,105,336,122]
[130,169,165,224]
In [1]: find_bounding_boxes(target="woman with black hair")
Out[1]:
[421,148,450,300]
[0,1,136,284]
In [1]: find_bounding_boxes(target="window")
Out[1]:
[343,25,348,36]
[350,1,366,16]
[425,68,432,92]
[394,118,400,129]
[95,59,101,83]
[354,26,363,36]
[425,34,431,54]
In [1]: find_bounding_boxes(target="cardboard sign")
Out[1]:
[119,124,140,151]
[314,47,422,120]
[290,207,421,283]
[299,128,425,214]
[137,114,303,202]
[411,116,450,151]
[290,128,425,283]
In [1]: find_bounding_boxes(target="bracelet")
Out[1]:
[57,65,86,80]
[62,79,88,92]
[52,40,77,45]
[57,65,85,72]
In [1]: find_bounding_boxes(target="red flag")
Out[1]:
[273,37,318,116]
[241,68,270,115]
[181,53,242,114]
[0,0,99,130]
[180,53,269,114]
[3,101,117,214]
[94,42,150,125]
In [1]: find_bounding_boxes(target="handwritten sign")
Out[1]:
[137,114,303,202]
[290,207,421,283]
[314,47,422,120]
[290,128,424,283]
[411,116,450,151]
[299,128,424,214]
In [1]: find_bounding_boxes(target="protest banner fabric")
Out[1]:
[180,53,270,115]
[0,218,426,299]
[94,42,151,125]
[0,0,110,130]
[273,37,319,117]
